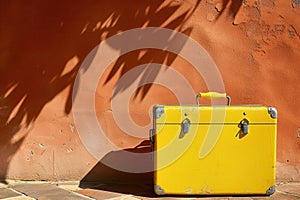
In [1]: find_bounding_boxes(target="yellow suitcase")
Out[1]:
[150,92,277,196]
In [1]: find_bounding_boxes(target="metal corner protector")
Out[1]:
[266,185,276,195]
[268,107,278,119]
[154,105,165,119]
[154,185,165,195]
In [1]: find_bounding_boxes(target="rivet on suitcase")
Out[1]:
[150,92,277,196]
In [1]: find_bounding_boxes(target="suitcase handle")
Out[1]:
[196,92,231,106]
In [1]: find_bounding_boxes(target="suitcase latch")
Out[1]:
[180,118,191,137]
[239,119,249,134]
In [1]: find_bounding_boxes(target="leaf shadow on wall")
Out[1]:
[0,0,201,180]
[0,0,244,181]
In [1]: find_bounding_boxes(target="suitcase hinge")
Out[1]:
[149,129,155,144]
[149,129,155,161]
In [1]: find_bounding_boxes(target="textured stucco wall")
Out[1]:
[0,0,299,181]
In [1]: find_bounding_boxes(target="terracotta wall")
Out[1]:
[0,0,299,181]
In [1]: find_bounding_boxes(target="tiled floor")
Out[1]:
[0,181,299,200]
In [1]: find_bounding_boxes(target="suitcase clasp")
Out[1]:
[239,119,249,134]
[180,118,191,138]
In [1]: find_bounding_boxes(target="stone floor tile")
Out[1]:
[11,183,91,200]
[276,183,300,196]
[79,183,155,197]
[252,192,300,200]
[194,198,229,200]
[76,188,125,200]
[0,182,8,188]
[0,188,22,199]
[4,196,35,200]
[57,181,81,191]
[1,181,299,200]
[108,195,141,200]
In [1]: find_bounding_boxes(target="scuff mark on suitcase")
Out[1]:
[185,186,192,194]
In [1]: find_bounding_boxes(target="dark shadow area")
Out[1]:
[215,0,244,21]
[235,129,247,139]
[0,180,8,185]
[79,140,155,197]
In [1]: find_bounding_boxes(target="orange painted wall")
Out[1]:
[0,0,299,181]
